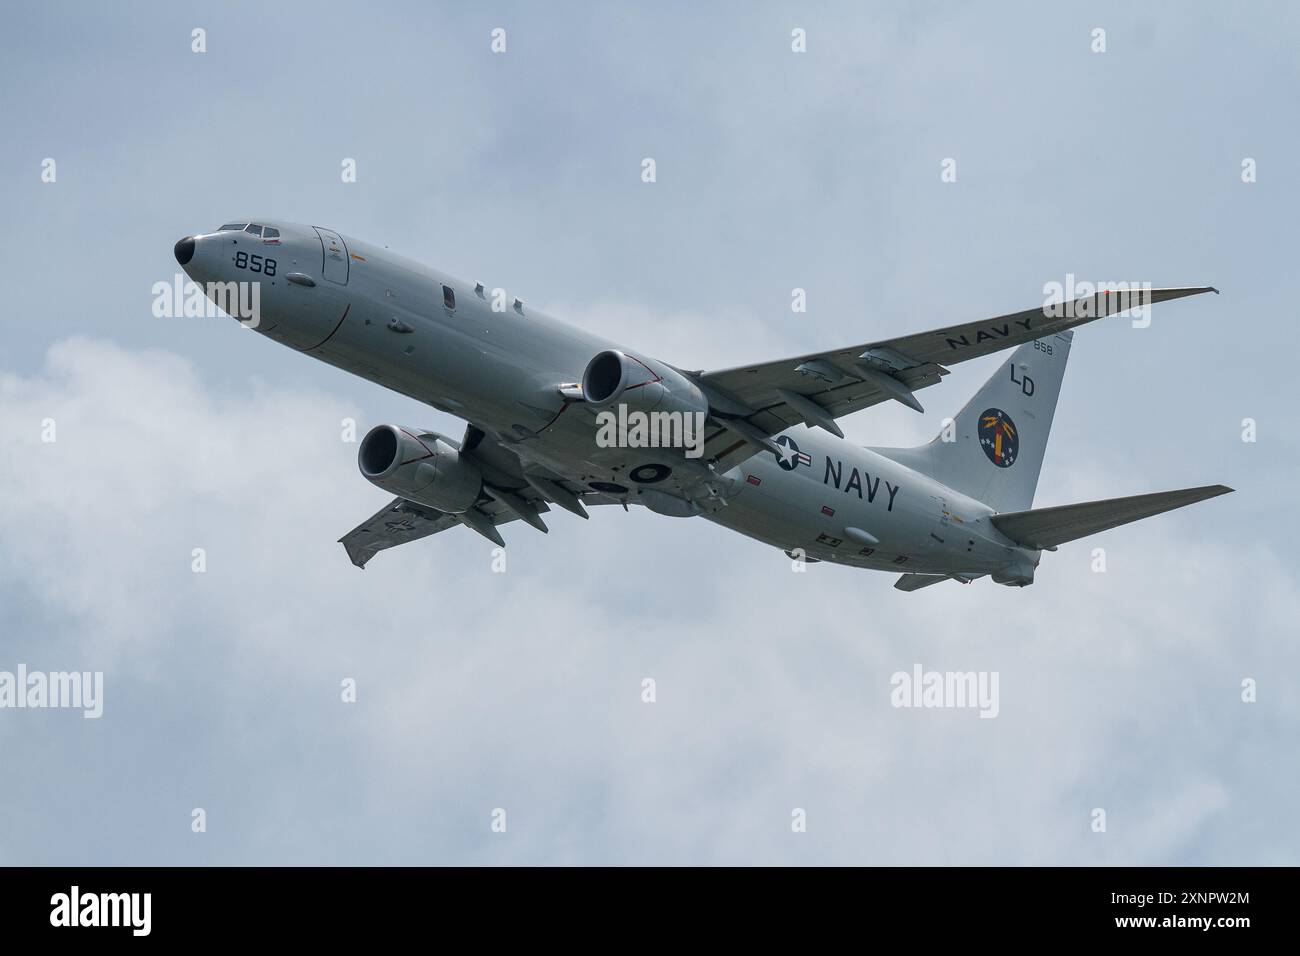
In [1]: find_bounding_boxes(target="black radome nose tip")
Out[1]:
[174,236,195,266]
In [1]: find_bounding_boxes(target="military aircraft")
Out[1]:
[174,222,1230,590]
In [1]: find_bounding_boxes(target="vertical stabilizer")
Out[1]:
[871,331,1072,512]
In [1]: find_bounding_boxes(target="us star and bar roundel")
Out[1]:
[773,435,813,471]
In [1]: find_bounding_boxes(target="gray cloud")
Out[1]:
[1,338,1295,864]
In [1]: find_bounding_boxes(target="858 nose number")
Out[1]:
[234,251,277,276]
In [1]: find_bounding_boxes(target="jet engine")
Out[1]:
[581,349,709,418]
[357,424,482,514]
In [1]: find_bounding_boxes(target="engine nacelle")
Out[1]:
[581,349,709,418]
[357,424,482,514]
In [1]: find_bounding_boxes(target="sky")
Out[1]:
[1,1,1297,864]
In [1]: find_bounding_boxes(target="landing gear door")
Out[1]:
[314,227,350,285]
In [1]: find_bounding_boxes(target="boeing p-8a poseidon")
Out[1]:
[174,223,1231,590]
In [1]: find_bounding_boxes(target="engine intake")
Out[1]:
[358,424,482,514]
[580,349,709,418]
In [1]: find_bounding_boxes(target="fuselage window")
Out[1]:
[442,285,455,310]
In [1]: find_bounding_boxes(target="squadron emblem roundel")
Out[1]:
[978,408,1018,468]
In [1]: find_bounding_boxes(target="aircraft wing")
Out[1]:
[340,492,556,568]
[696,287,1217,471]
[989,484,1233,550]
[339,424,618,568]
[340,497,474,568]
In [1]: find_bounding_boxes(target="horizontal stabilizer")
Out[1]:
[990,484,1233,550]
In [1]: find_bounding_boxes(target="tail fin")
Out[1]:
[872,331,1073,512]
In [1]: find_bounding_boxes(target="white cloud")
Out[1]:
[1,337,1295,864]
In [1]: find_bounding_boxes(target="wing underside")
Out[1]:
[340,495,517,569]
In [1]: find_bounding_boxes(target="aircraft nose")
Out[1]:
[174,236,195,266]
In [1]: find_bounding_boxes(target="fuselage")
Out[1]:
[176,221,1038,577]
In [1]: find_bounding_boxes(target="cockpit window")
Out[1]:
[218,223,247,231]
[262,227,280,239]
[243,224,263,237]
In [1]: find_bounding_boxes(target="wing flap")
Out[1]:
[990,484,1233,550]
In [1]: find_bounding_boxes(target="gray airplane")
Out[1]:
[174,222,1231,590]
